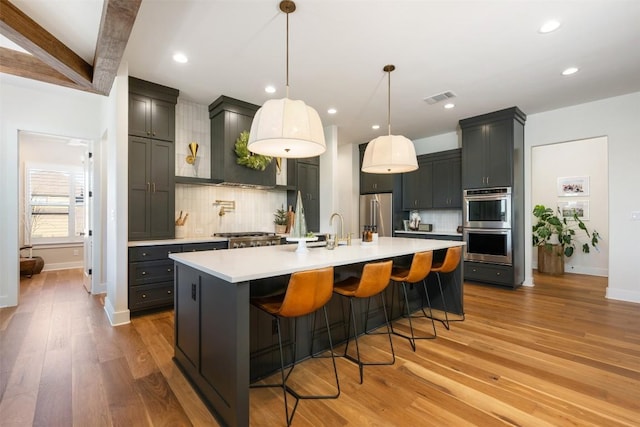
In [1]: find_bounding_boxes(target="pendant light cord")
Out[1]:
[285,9,290,98]
[387,68,391,136]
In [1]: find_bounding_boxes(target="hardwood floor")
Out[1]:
[1,269,638,426]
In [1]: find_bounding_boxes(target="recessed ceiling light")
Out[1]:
[372,125,380,130]
[562,67,579,76]
[327,108,337,114]
[265,85,276,94]
[444,103,455,109]
[173,52,188,63]
[539,20,561,34]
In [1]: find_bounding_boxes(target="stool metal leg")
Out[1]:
[389,280,437,351]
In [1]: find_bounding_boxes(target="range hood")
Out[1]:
[208,96,276,188]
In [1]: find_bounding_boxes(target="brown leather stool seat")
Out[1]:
[333,260,394,384]
[250,267,340,426]
[430,245,464,329]
[389,250,437,351]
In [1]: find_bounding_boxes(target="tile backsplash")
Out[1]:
[175,184,287,237]
[405,210,462,232]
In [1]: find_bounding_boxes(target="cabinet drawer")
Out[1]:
[182,242,228,252]
[129,244,182,262]
[129,282,174,311]
[129,259,175,285]
[464,261,513,286]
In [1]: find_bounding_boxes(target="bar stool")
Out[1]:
[429,245,463,330]
[389,250,437,351]
[333,260,394,384]
[250,267,340,426]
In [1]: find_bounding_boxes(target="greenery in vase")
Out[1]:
[274,206,288,226]
[532,204,601,257]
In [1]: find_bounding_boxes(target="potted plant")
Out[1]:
[532,204,601,275]
[274,206,288,234]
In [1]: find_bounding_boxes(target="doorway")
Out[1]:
[18,130,100,292]
[531,136,609,276]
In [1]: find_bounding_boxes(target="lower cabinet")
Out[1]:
[128,241,228,314]
[464,261,516,288]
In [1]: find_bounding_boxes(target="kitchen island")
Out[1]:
[169,237,465,427]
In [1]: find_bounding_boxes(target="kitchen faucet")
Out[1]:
[329,212,349,245]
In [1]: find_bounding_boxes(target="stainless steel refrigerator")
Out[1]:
[359,193,393,237]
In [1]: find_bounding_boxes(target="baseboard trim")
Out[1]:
[104,296,130,326]
[43,261,83,271]
[606,287,640,304]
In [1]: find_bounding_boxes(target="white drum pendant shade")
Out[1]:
[361,134,418,174]
[248,98,326,158]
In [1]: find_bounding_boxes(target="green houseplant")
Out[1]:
[274,206,288,234]
[532,204,601,274]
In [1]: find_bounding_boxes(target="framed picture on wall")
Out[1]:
[558,200,590,220]
[557,176,590,197]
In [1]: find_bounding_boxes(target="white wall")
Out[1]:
[0,75,105,307]
[531,137,608,276]
[525,92,640,302]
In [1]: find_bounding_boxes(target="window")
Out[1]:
[25,164,84,244]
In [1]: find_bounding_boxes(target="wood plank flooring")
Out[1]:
[1,269,638,426]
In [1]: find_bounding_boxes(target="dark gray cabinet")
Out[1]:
[359,143,395,194]
[460,107,526,288]
[402,157,433,210]
[208,96,276,187]
[460,107,525,189]
[175,265,200,369]
[285,157,320,232]
[432,150,462,209]
[128,136,175,240]
[129,77,178,142]
[128,78,178,241]
[401,149,462,211]
[128,241,227,314]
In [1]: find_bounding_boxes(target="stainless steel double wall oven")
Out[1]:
[463,187,513,265]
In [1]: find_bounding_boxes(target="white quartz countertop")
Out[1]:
[394,230,462,237]
[128,236,228,247]
[169,236,465,283]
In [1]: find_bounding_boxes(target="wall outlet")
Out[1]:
[195,228,203,235]
[73,249,79,256]
[631,211,640,221]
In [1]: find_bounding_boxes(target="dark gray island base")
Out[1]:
[170,237,465,427]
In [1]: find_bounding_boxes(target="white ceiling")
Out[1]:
[7,0,640,146]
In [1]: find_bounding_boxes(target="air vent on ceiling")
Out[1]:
[423,91,456,105]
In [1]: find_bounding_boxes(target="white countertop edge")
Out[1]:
[170,237,465,283]
[128,237,229,247]
[394,230,462,236]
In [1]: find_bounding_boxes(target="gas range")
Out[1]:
[213,232,281,249]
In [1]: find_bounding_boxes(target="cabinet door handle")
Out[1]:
[146,131,151,136]
[141,271,146,275]
[147,182,150,192]
[486,176,490,185]
[142,294,147,298]
[142,252,147,256]
[496,272,501,276]
[167,290,172,295]
[167,268,172,272]
[152,131,156,136]
[191,283,197,301]
[152,182,156,192]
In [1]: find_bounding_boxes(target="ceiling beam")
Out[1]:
[0,47,98,92]
[0,0,94,90]
[92,0,142,95]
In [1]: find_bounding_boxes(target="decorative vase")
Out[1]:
[538,245,564,275]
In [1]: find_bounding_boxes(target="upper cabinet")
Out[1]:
[460,107,526,189]
[431,150,462,209]
[208,96,276,187]
[128,77,179,241]
[402,157,433,210]
[129,78,179,142]
[358,143,396,194]
[401,149,461,210]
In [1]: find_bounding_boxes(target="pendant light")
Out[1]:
[248,1,326,158]
[361,65,418,174]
